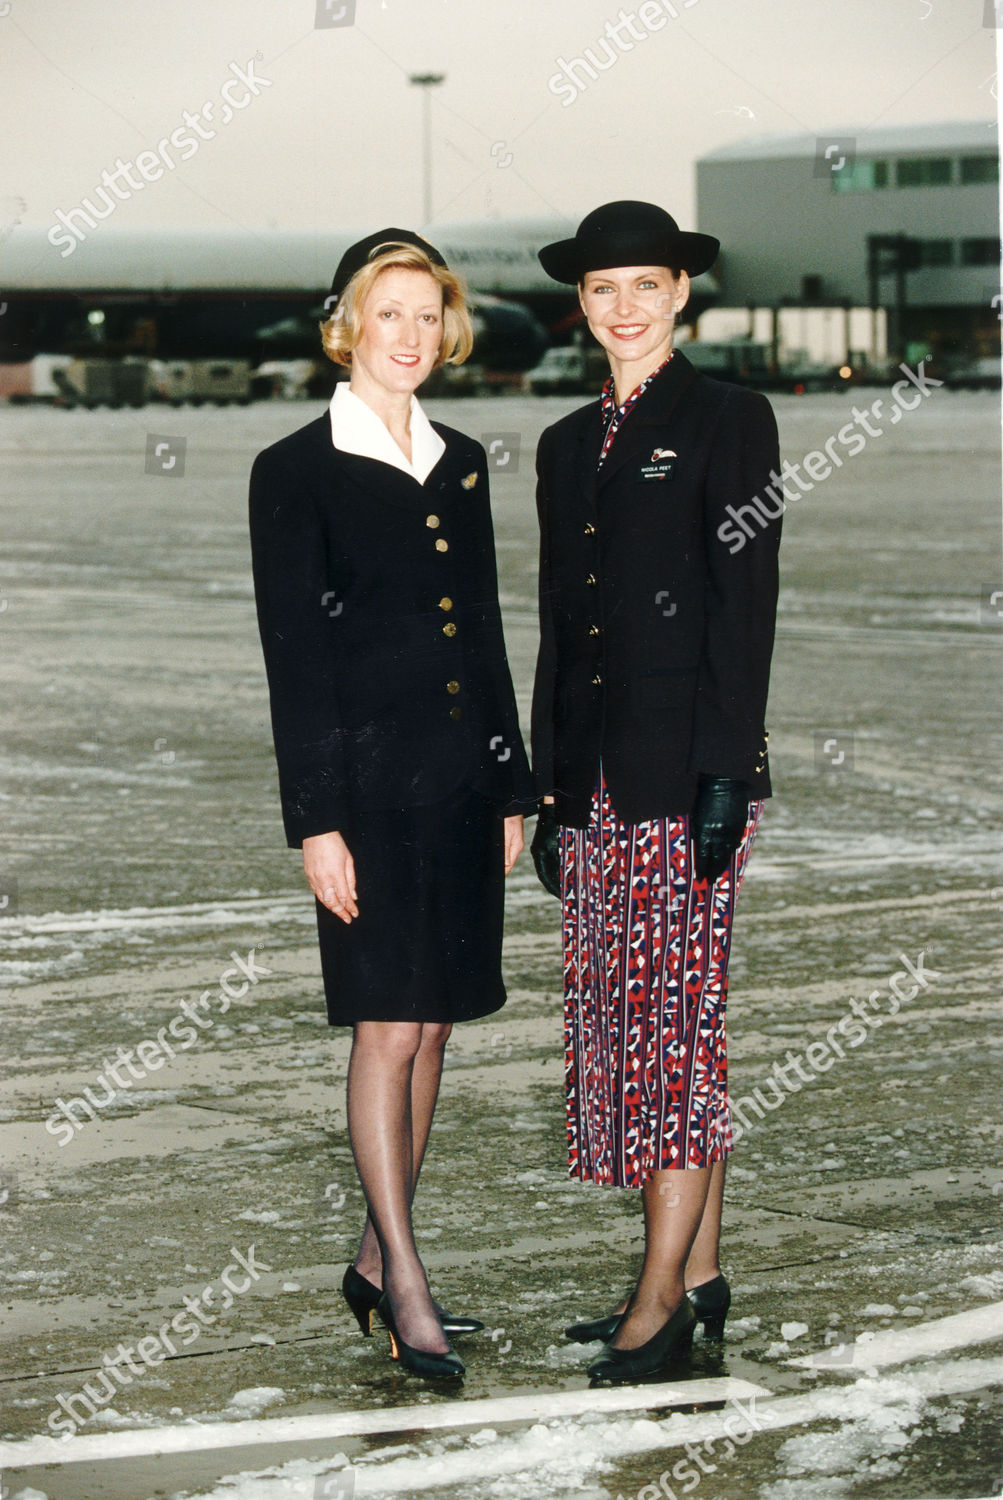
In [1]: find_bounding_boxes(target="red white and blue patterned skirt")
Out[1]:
[560,767,762,1188]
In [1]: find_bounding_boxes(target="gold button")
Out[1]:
[443,622,457,637]
[438,596,453,611]
[592,673,602,687]
[435,538,449,553]
[426,514,440,529]
[446,680,460,695]
[450,706,463,720]
[584,523,596,536]
[586,573,596,586]
[588,624,600,637]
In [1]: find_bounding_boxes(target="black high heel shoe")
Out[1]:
[687,1273,731,1340]
[342,1265,484,1337]
[586,1298,696,1382]
[375,1293,465,1379]
[565,1273,731,1345]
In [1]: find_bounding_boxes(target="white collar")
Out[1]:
[328,382,445,484]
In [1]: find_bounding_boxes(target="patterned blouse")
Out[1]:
[597,351,674,468]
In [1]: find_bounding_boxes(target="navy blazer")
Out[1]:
[249,412,533,847]
[531,352,781,828]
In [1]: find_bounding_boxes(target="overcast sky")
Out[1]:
[3,0,1000,246]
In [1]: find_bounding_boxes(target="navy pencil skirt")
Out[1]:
[315,787,508,1026]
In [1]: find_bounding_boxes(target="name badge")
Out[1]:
[639,446,677,482]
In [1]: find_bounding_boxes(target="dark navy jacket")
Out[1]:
[531,352,781,828]
[249,413,532,847]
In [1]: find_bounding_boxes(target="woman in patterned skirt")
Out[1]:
[530,202,782,1381]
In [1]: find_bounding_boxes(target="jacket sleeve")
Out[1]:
[529,428,557,800]
[248,446,351,847]
[690,388,781,784]
[466,448,536,815]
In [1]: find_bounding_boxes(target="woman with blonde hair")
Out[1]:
[250,229,531,1378]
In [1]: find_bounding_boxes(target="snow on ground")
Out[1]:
[1,394,1000,1498]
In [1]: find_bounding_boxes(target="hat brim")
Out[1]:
[538,228,719,283]
[330,228,448,303]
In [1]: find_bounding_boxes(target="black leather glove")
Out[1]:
[531,801,562,898]
[692,776,751,884]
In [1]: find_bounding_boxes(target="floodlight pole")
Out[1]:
[409,72,445,226]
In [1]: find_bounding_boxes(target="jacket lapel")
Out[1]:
[313,415,455,512]
[572,401,604,516]
[596,351,700,491]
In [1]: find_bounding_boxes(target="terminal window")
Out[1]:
[895,157,953,187]
[831,158,888,192]
[959,155,999,185]
[959,238,1001,267]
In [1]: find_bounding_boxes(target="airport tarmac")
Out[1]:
[0,388,1001,1499]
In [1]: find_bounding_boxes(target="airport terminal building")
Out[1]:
[696,121,1000,361]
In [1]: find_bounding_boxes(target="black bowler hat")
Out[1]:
[538,200,719,283]
[329,227,448,305]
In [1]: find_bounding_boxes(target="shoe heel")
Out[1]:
[349,1302,374,1337]
[342,1265,379,1336]
[700,1311,727,1341]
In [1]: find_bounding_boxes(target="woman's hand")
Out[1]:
[303,830,358,923]
[692,776,750,884]
[503,815,524,875]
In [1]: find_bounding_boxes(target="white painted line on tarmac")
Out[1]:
[205,1360,1003,1497]
[0,1375,771,1470]
[788,1299,1003,1371]
[5,1307,1000,1479]
[14,1360,998,1499]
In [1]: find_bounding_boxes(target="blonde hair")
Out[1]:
[319,242,474,369]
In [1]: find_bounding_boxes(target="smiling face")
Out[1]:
[350,266,444,400]
[579,264,691,389]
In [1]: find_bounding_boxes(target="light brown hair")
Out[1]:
[319,242,474,369]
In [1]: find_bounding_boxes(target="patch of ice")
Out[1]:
[781,1321,809,1341]
[959,1270,1003,1297]
[227,1387,285,1414]
[760,1374,928,1499]
[860,1303,897,1317]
